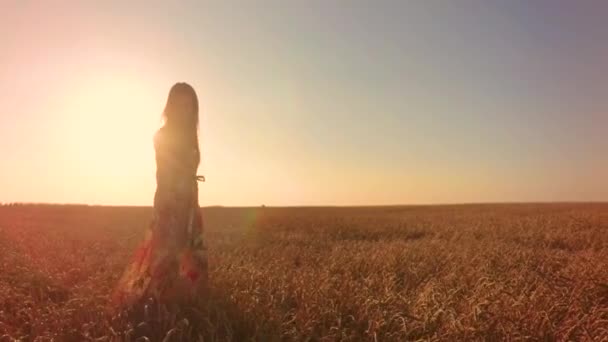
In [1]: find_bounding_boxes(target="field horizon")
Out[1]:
[4,201,608,209]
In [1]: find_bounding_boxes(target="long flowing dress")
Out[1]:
[113,127,208,308]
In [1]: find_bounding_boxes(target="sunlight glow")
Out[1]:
[55,72,160,204]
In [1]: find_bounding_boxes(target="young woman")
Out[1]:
[113,83,208,308]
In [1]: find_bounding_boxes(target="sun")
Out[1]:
[55,72,162,203]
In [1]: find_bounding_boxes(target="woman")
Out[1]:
[113,83,208,308]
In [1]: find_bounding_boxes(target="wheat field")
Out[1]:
[1,204,607,341]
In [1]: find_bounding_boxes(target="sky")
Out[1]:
[1,1,608,206]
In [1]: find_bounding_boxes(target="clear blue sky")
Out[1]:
[1,1,607,206]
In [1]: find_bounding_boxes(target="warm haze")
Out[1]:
[2,1,608,206]
[2,2,608,341]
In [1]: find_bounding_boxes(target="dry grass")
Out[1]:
[1,203,608,341]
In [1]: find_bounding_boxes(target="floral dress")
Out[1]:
[113,127,208,308]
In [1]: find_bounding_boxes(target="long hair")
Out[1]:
[161,82,200,164]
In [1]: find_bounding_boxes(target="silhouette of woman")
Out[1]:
[113,83,208,308]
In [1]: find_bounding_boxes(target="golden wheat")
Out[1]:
[0,204,607,341]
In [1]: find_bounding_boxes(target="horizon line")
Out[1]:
[3,200,608,208]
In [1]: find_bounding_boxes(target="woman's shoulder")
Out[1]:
[154,125,173,141]
[154,127,181,151]
[153,127,168,149]
[154,127,162,139]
